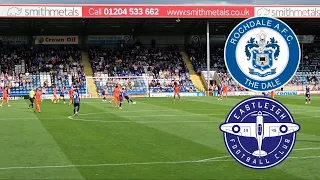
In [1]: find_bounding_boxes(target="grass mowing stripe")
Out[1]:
[35,100,231,179]
[0,97,318,180]
[0,100,86,180]
[89,99,304,179]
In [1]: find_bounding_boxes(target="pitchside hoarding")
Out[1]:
[34,36,79,44]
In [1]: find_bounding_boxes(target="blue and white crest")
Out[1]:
[220,97,300,169]
[224,17,301,92]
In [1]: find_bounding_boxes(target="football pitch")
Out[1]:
[0,96,319,180]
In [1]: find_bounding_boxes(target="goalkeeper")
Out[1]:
[122,87,133,104]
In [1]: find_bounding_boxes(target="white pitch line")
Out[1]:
[67,113,223,123]
[293,147,320,151]
[68,118,222,123]
[121,114,217,117]
[0,154,320,170]
[76,109,225,116]
[0,156,230,170]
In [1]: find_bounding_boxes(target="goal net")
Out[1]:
[87,75,150,97]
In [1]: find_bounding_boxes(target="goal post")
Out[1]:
[86,75,150,97]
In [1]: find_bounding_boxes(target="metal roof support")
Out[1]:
[206,20,210,92]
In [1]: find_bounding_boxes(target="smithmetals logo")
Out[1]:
[256,8,271,16]
[7,7,23,16]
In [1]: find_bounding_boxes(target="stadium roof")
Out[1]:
[0,18,319,35]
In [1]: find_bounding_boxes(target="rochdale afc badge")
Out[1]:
[220,97,300,169]
[224,17,301,92]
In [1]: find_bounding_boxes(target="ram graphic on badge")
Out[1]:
[220,97,300,169]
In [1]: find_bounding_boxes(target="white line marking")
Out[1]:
[288,156,320,159]
[203,155,320,162]
[0,154,319,170]
[67,116,222,123]
[67,112,223,123]
[293,147,320,151]
[78,109,221,115]
[122,114,217,117]
[0,156,230,170]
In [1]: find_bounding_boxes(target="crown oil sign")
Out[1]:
[34,36,79,44]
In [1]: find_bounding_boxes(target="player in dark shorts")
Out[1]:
[217,84,222,100]
[59,87,66,104]
[305,85,311,104]
[102,88,107,102]
[73,89,80,115]
[28,88,35,109]
[122,87,133,104]
[262,92,269,97]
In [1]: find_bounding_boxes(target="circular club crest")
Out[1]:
[224,17,301,92]
[219,97,300,169]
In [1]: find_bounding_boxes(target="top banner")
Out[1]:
[82,6,253,18]
[0,5,253,18]
[1,5,320,18]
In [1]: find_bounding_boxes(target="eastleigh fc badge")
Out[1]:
[220,97,300,169]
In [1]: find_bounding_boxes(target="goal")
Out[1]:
[87,75,150,97]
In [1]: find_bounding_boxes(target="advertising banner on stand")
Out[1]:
[0,36,27,44]
[34,36,78,44]
[88,35,132,44]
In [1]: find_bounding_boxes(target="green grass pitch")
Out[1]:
[0,96,319,180]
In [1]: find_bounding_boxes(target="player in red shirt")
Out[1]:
[0,87,11,107]
[68,87,74,105]
[35,88,42,113]
[173,82,181,101]
[109,85,121,107]
[52,87,58,103]
[222,83,228,99]
[271,90,276,99]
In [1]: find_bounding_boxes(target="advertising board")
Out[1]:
[34,36,79,44]
[0,36,27,44]
[88,35,132,44]
[150,92,205,97]
[276,91,298,95]
[41,94,91,99]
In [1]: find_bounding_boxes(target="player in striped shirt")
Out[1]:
[122,87,133,104]
[73,89,80,115]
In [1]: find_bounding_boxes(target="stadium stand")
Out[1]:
[186,44,320,91]
[186,45,226,74]
[1,18,319,97]
[0,45,87,96]
[89,45,196,96]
